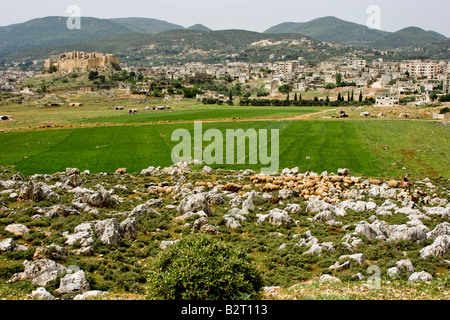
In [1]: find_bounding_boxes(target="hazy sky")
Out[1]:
[2,0,450,37]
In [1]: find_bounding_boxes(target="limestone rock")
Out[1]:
[32,287,55,300]
[45,205,79,218]
[56,270,90,295]
[177,193,213,217]
[160,240,180,250]
[395,259,415,275]
[427,222,450,239]
[420,235,450,259]
[5,224,29,237]
[0,238,28,252]
[47,244,68,260]
[193,217,219,235]
[319,274,341,283]
[387,267,401,278]
[257,208,293,228]
[408,271,433,282]
[19,181,60,202]
[119,218,138,240]
[95,219,122,248]
[74,290,107,300]
[11,259,68,287]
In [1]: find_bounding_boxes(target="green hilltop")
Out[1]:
[264,16,447,49]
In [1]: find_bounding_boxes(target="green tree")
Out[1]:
[336,73,342,86]
[294,93,298,101]
[278,84,291,94]
[147,235,264,300]
[88,71,99,82]
[359,91,363,102]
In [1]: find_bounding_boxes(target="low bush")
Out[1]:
[146,234,264,300]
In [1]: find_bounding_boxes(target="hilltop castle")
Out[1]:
[44,51,121,73]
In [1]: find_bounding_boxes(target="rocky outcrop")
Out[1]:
[177,193,213,217]
[95,219,122,248]
[257,209,293,228]
[408,271,433,282]
[32,287,55,300]
[56,270,90,294]
[19,181,60,202]
[5,224,29,237]
[11,259,68,286]
[420,235,450,259]
[74,186,119,208]
[0,238,28,252]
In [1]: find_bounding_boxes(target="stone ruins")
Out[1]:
[44,51,121,73]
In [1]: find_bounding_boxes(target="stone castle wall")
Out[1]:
[44,51,120,73]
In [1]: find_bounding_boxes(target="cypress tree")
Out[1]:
[337,92,341,101]
[359,91,363,102]
[294,93,298,101]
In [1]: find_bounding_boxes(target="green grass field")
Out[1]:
[1,119,448,178]
[81,106,327,124]
[0,100,330,130]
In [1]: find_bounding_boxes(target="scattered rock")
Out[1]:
[0,238,28,252]
[19,181,60,202]
[408,271,433,282]
[119,218,138,240]
[160,240,180,250]
[177,193,213,217]
[257,208,293,228]
[56,270,90,294]
[32,287,55,300]
[95,219,122,248]
[420,235,450,259]
[319,274,341,283]
[5,224,29,237]
[11,259,68,287]
[395,259,415,275]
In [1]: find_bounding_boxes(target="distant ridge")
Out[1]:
[187,24,212,31]
[0,15,447,58]
[109,17,185,34]
[264,16,390,44]
[264,16,446,48]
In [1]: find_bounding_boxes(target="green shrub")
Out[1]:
[0,263,24,279]
[146,234,264,300]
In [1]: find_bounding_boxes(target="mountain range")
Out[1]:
[264,16,447,49]
[0,15,448,63]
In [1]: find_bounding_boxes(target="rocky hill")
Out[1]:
[0,163,449,300]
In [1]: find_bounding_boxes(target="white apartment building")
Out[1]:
[400,60,440,79]
[375,96,400,107]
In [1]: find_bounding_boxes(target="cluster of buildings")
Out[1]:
[127,56,449,98]
[0,69,35,93]
[2,49,449,108]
